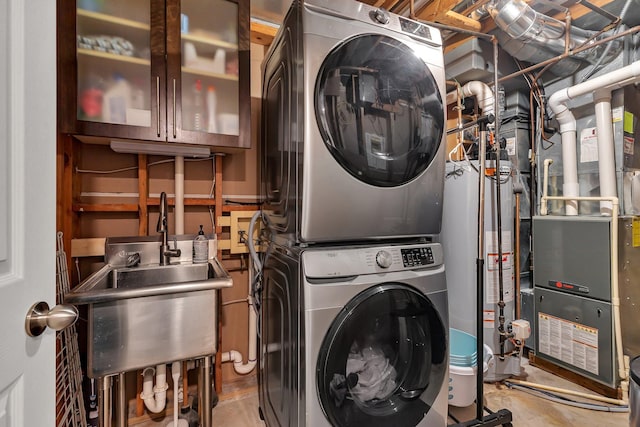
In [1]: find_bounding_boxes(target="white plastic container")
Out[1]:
[448,327,494,407]
[448,359,490,407]
[102,75,131,124]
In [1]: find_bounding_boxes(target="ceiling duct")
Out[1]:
[486,0,622,76]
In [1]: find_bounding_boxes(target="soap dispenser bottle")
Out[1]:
[192,225,209,264]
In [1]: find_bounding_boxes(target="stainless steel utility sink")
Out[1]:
[112,263,211,288]
[65,235,232,378]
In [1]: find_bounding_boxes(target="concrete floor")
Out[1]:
[134,358,629,426]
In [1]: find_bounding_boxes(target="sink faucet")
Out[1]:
[157,192,181,265]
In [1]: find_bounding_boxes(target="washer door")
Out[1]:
[316,283,447,427]
[315,34,444,188]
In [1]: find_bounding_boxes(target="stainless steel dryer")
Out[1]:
[258,241,449,427]
[261,0,447,243]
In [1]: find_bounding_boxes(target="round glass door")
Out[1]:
[315,34,444,187]
[316,283,447,426]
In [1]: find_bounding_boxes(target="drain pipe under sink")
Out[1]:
[140,365,169,413]
[139,156,187,415]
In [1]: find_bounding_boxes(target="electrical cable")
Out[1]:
[580,0,633,82]
[75,258,82,284]
[75,157,212,175]
[221,298,250,307]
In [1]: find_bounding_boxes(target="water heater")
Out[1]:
[441,160,522,381]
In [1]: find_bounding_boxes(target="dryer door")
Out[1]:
[315,34,444,187]
[316,283,447,426]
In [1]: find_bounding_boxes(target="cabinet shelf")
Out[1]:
[77,8,150,31]
[182,32,237,51]
[181,66,238,81]
[73,203,139,213]
[78,48,150,66]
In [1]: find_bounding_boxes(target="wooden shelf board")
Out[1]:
[73,203,139,213]
[222,205,260,212]
[146,197,216,206]
[182,33,237,50]
[181,66,239,81]
[77,8,150,30]
[78,48,151,66]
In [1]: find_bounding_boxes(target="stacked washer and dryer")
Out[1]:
[258,1,449,426]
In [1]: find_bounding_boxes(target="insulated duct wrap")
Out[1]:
[487,0,621,76]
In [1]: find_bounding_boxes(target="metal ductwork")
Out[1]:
[486,0,622,76]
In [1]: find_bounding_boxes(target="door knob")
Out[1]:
[25,301,79,337]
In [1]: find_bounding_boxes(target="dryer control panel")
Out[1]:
[399,17,432,41]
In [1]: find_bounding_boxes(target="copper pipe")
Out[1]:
[136,371,144,416]
[564,13,572,56]
[183,361,190,409]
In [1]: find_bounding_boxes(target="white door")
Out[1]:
[0,0,57,425]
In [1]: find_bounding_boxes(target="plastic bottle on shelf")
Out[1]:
[206,85,218,133]
[102,74,131,124]
[192,225,208,264]
[193,79,204,131]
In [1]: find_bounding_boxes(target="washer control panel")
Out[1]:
[302,243,444,278]
[400,246,434,267]
[375,250,393,268]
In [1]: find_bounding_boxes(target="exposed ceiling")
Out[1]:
[249,0,624,48]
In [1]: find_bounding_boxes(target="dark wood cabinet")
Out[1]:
[58,0,250,149]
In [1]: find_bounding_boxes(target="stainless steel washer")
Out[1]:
[261,0,447,243]
[258,241,449,427]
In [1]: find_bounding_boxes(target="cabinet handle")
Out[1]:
[156,76,161,137]
[172,79,177,138]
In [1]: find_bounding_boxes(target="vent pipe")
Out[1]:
[486,0,621,76]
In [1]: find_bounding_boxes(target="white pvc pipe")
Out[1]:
[548,60,640,216]
[220,256,257,375]
[170,361,181,427]
[547,88,579,215]
[507,379,627,406]
[541,159,553,215]
[140,365,168,413]
[446,81,495,115]
[594,89,617,215]
[175,156,185,234]
[220,305,257,374]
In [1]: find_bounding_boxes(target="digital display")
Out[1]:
[399,17,432,40]
[401,247,434,267]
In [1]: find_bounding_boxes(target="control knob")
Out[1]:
[376,250,393,268]
[372,8,389,24]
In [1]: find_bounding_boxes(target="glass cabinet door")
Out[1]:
[75,0,154,131]
[173,0,241,143]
